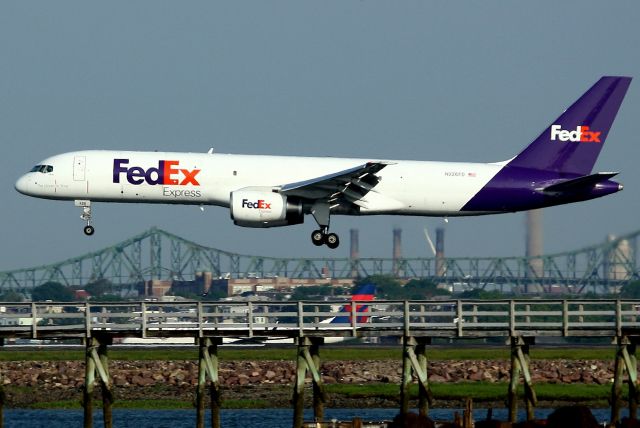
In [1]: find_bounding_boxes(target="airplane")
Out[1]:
[15,76,631,249]
[324,283,375,325]
[120,283,377,346]
[226,283,377,345]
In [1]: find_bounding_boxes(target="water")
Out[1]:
[2,407,626,428]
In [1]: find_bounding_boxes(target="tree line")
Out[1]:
[2,275,640,302]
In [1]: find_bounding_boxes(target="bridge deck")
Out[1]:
[2,299,640,340]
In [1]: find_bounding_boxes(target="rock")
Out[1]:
[593,376,610,385]
[469,370,484,381]
[428,374,447,383]
[113,376,127,387]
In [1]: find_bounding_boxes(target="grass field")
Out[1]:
[0,346,615,361]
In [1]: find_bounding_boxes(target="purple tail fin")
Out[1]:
[508,76,631,175]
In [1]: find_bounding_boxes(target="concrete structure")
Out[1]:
[525,210,544,278]
[435,227,446,277]
[350,229,359,278]
[392,228,403,277]
[525,210,544,294]
[606,235,633,281]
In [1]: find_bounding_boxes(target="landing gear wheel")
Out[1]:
[325,233,340,249]
[311,230,324,246]
[76,200,94,237]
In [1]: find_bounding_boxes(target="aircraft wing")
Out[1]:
[278,162,393,206]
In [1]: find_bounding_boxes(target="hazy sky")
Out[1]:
[2,2,639,271]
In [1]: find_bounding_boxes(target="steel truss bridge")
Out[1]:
[0,227,638,294]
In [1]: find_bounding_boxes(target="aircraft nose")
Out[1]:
[14,175,30,195]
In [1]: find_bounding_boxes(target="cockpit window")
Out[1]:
[29,165,53,173]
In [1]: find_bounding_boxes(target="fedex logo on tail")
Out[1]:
[113,159,201,186]
[550,125,601,143]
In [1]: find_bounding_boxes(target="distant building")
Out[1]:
[210,277,355,296]
[143,279,173,297]
[74,289,90,300]
[143,273,355,298]
[606,235,633,281]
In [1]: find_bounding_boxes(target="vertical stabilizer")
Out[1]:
[330,284,375,324]
[508,76,631,175]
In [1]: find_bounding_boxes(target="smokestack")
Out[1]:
[350,229,359,278]
[435,227,446,277]
[393,228,403,277]
[350,229,359,260]
[525,210,544,289]
[606,234,632,281]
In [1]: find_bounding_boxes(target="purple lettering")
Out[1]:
[112,158,200,186]
[127,166,145,185]
[113,159,129,183]
[145,163,163,185]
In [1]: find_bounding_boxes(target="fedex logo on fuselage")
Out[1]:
[113,159,201,186]
[242,199,271,209]
[550,125,601,143]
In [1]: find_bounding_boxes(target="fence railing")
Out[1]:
[1,299,640,339]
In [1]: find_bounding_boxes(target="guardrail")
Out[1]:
[1,299,640,339]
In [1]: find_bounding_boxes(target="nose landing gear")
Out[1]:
[75,200,94,236]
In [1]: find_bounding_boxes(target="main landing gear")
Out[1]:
[311,228,340,249]
[310,202,339,249]
[75,200,94,236]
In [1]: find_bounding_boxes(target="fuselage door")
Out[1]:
[73,156,86,181]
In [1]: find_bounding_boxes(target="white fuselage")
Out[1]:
[14,77,629,245]
[15,150,503,216]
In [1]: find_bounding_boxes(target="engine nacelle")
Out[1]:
[230,188,304,228]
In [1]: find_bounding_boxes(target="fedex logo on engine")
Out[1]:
[242,199,272,209]
[113,159,201,186]
[550,125,601,143]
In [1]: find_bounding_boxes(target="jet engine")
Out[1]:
[230,188,304,228]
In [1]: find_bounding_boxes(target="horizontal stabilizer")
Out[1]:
[541,172,619,193]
